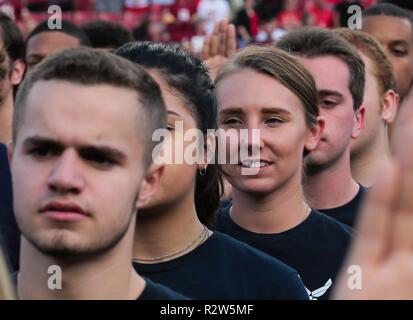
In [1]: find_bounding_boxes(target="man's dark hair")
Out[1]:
[26,19,91,46]
[81,20,133,50]
[377,1,413,13]
[13,47,166,167]
[363,3,413,25]
[0,12,25,62]
[116,41,223,228]
[277,27,365,111]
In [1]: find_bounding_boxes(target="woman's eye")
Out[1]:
[265,117,283,125]
[222,117,242,125]
[167,124,175,131]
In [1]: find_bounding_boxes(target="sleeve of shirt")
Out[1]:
[276,272,310,300]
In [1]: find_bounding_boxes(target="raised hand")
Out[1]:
[333,97,413,299]
[201,20,237,80]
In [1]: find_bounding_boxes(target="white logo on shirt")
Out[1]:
[305,279,332,300]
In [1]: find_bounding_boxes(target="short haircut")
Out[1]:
[13,47,166,167]
[379,0,413,11]
[26,19,91,46]
[0,12,25,62]
[334,28,396,97]
[81,20,133,50]
[277,27,365,111]
[363,3,413,26]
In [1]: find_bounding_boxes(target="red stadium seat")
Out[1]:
[122,11,147,30]
[29,12,47,23]
[74,0,94,11]
[73,11,97,25]
[97,12,121,23]
[61,12,74,22]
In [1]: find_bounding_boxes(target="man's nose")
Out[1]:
[47,149,85,194]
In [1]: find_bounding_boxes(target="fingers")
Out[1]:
[202,20,237,61]
[210,23,219,58]
[201,34,211,61]
[351,159,401,262]
[391,93,413,166]
[218,20,228,57]
[227,23,237,57]
[387,91,413,250]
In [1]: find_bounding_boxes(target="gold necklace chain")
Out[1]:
[132,225,209,263]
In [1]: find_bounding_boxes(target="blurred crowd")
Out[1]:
[0,0,384,54]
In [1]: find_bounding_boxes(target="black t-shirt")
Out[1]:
[139,278,189,300]
[0,143,20,272]
[318,185,367,228]
[334,1,363,27]
[134,231,309,300]
[214,205,353,300]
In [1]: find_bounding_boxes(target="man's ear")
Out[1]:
[351,105,366,139]
[381,89,399,124]
[10,59,26,86]
[136,163,164,209]
[304,115,325,152]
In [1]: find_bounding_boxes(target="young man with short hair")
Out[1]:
[0,11,26,144]
[9,47,185,299]
[334,28,399,187]
[0,11,26,272]
[25,19,90,71]
[278,27,366,228]
[362,3,413,102]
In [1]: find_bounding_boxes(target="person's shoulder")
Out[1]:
[310,209,354,236]
[139,278,190,300]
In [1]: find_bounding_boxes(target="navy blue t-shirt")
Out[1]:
[134,231,308,300]
[214,204,353,300]
[0,143,20,272]
[317,185,367,228]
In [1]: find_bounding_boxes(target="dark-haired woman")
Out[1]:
[116,42,308,299]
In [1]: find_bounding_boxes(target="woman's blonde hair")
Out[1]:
[215,45,319,128]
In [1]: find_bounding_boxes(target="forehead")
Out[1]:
[363,16,413,44]
[298,55,350,94]
[26,32,81,57]
[216,68,303,112]
[148,70,193,120]
[18,80,143,154]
